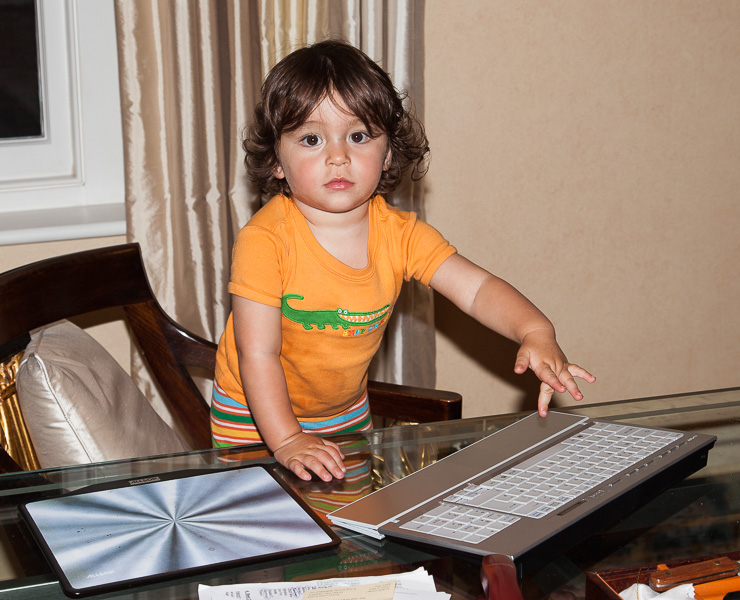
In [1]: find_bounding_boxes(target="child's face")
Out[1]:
[272,95,390,218]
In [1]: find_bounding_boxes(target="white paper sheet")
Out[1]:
[198,567,450,600]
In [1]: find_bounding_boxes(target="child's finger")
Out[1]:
[293,453,339,482]
[321,438,346,461]
[550,364,595,402]
[306,451,345,481]
[536,365,568,395]
[568,363,596,383]
[558,363,597,400]
[318,453,346,480]
[287,460,315,482]
[513,349,531,374]
[556,369,584,401]
[314,441,346,476]
[537,382,555,417]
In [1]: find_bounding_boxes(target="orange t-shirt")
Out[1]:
[214,194,456,418]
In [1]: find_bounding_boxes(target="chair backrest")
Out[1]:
[0,243,215,471]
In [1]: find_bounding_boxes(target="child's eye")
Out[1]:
[300,134,322,147]
[349,131,370,143]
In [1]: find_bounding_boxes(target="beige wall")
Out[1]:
[1,236,125,273]
[424,2,740,416]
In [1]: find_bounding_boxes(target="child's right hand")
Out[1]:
[273,432,347,482]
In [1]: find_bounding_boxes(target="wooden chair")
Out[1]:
[481,554,524,600]
[0,243,462,473]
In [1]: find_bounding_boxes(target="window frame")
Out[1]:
[0,0,125,245]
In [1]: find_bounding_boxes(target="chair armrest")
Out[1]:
[124,302,217,449]
[481,554,523,600]
[367,380,462,423]
[159,316,218,372]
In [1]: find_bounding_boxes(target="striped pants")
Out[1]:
[210,381,372,447]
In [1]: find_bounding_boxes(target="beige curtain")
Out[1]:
[115,0,263,426]
[115,0,433,429]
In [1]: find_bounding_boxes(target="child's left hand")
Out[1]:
[514,329,596,417]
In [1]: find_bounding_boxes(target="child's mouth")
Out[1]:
[325,178,353,190]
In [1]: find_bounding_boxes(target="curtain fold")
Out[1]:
[114,0,262,426]
[115,0,433,431]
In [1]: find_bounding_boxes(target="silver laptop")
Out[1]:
[329,411,715,575]
[21,465,339,598]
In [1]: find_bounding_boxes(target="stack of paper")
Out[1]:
[198,567,450,600]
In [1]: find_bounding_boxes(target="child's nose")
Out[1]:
[326,140,350,166]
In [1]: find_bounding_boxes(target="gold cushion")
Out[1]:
[16,321,189,469]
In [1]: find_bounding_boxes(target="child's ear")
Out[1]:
[272,164,285,179]
[383,147,392,171]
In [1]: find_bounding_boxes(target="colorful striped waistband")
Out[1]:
[210,382,372,447]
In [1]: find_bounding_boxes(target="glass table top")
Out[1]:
[0,387,737,599]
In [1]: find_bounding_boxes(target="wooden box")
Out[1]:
[585,551,740,600]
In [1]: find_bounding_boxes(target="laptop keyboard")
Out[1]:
[399,422,683,543]
[398,503,520,544]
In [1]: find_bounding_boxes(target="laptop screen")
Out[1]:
[21,465,339,597]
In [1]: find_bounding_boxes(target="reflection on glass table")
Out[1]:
[0,387,737,600]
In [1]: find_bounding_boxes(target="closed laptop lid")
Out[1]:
[20,465,339,597]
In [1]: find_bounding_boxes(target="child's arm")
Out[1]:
[429,254,595,416]
[231,296,347,481]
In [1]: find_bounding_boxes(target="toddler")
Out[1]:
[212,40,595,482]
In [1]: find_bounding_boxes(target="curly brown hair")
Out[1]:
[244,40,429,198]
